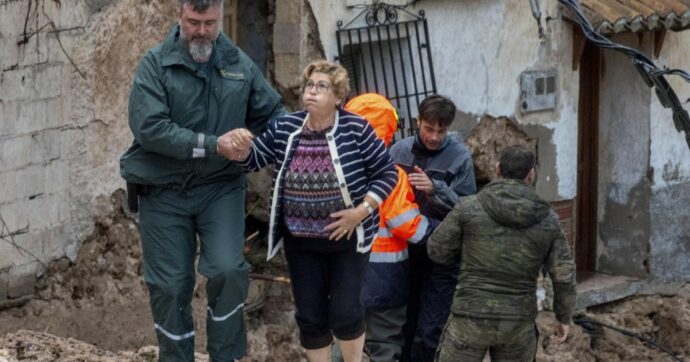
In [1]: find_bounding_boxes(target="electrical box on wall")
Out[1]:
[520,70,557,113]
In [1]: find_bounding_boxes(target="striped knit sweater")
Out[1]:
[241,108,398,260]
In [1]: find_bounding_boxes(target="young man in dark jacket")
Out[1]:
[389,94,476,362]
[428,145,576,361]
[120,1,284,360]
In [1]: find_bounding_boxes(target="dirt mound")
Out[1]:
[0,190,305,361]
[585,294,690,361]
[465,115,537,188]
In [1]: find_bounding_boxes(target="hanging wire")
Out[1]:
[556,0,690,149]
[529,0,545,38]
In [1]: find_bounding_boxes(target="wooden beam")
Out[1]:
[573,26,587,71]
[654,29,667,59]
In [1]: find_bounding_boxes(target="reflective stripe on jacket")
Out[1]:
[362,166,431,309]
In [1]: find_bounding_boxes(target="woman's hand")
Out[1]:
[218,128,254,161]
[325,207,368,241]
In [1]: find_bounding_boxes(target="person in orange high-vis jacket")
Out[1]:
[332,94,438,362]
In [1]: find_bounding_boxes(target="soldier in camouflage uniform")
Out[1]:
[427,145,576,361]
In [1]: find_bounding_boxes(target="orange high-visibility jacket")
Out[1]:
[371,166,429,263]
[346,93,431,308]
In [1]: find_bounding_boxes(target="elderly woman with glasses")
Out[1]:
[220,60,398,362]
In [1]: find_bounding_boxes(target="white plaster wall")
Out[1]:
[648,30,690,280]
[309,0,579,199]
[597,33,652,207]
[650,30,690,190]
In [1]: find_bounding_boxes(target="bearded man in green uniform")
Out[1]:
[120,0,284,360]
[427,145,576,361]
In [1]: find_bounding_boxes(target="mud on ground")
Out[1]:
[1,192,689,361]
[0,191,305,361]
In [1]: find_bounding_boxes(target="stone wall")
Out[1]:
[0,0,326,301]
[0,0,177,302]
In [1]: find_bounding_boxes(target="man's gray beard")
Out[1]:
[189,38,214,63]
[180,27,215,63]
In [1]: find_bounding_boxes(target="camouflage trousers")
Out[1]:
[435,315,537,362]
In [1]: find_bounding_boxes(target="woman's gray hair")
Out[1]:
[179,0,223,12]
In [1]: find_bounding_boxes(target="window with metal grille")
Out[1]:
[336,5,437,139]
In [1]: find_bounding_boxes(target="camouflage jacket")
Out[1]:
[427,178,576,323]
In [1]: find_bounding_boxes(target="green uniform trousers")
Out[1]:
[435,315,537,362]
[139,181,249,361]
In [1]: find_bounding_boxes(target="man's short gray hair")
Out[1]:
[179,0,223,12]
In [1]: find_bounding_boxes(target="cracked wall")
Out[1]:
[308,0,579,201]
[648,29,690,281]
[0,0,177,301]
[595,33,652,278]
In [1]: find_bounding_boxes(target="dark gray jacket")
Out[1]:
[389,135,476,220]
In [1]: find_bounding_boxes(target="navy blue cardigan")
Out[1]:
[242,109,398,260]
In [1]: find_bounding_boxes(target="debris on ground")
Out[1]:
[0,191,688,361]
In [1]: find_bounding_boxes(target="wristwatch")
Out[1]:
[362,200,375,215]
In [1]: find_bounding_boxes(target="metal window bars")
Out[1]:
[336,4,437,139]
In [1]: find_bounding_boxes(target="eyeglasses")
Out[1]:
[304,80,331,94]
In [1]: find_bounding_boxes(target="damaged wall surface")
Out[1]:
[2,0,689,303]
[0,0,178,301]
[307,0,690,281]
[648,29,690,281]
[0,0,324,301]
[308,0,579,202]
[595,33,652,279]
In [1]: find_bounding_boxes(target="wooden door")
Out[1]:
[576,40,600,275]
[223,0,238,41]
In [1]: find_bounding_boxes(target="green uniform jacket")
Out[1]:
[427,179,576,324]
[120,25,284,187]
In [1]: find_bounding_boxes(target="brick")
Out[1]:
[0,224,68,269]
[274,53,301,87]
[0,134,32,172]
[17,31,49,67]
[0,101,18,137]
[0,200,31,236]
[0,270,7,300]
[0,164,45,203]
[8,261,39,298]
[23,193,62,232]
[2,64,61,102]
[34,64,62,99]
[1,66,34,101]
[0,1,30,37]
[40,0,89,31]
[42,159,69,195]
[0,241,15,271]
[275,0,300,24]
[44,96,67,128]
[0,36,19,70]
[273,23,300,55]
[38,224,69,261]
[7,232,43,264]
[32,128,63,164]
[46,28,85,64]
[16,98,48,134]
